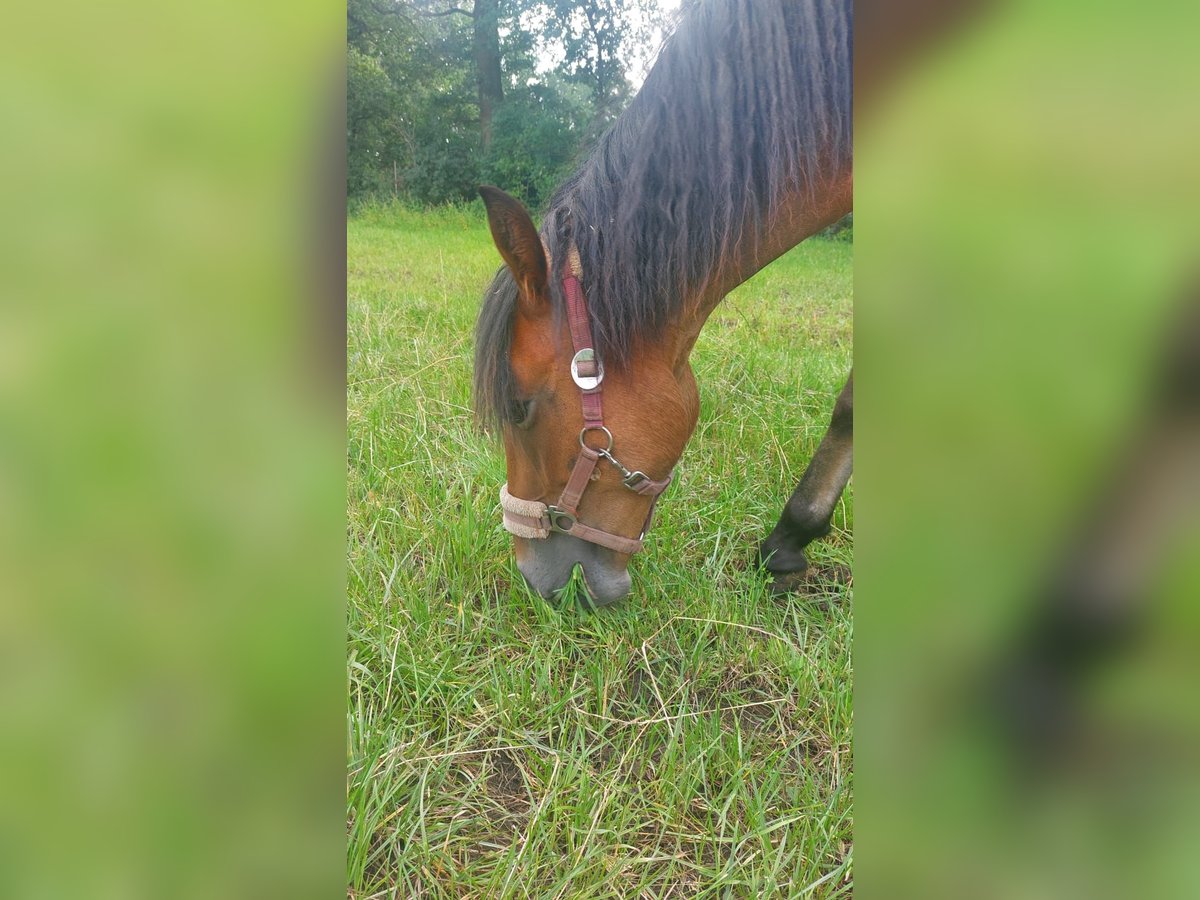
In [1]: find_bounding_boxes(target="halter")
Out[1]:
[498,244,674,555]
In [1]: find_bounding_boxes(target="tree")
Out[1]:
[481,74,592,207]
[346,0,667,205]
[472,0,504,152]
[531,0,665,134]
[409,1,503,153]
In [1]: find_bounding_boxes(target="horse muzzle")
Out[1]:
[513,531,634,606]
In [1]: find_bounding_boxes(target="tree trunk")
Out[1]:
[472,0,503,153]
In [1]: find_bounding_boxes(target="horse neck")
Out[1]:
[662,170,853,373]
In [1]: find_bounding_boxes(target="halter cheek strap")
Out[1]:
[498,244,674,555]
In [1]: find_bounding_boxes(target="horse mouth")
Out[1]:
[515,534,632,606]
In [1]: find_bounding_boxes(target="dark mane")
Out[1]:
[475,0,851,428]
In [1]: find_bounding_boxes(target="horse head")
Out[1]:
[475,187,699,605]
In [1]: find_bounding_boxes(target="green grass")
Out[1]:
[347,205,853,898]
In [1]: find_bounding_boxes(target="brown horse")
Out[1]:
[475,0,852,605]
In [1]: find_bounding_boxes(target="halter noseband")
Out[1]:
[498,245,673,555]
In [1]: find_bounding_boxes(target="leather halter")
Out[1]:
[498,245,673,555]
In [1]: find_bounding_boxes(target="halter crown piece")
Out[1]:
[498,242,674,555]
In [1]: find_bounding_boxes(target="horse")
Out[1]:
[474,0,853,605]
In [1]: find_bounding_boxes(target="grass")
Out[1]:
[347,203,853,898]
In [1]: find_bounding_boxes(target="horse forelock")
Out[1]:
[473,266,521,431]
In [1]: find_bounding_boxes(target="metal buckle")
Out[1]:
[546,506,576,533]
[570,349,604,390]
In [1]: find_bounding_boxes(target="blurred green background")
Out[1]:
[857,1,1200,897]
[0,1,344,897]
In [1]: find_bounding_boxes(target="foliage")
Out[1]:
[347,0,667,207]
[480,76,593,210]
[534,0,650,135]
[347,46,403,198]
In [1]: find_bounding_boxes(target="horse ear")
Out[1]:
[479,186,549,314]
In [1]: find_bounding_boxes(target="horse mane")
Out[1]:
[475,0,851,428]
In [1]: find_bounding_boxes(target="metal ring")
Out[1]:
[578,425,613,452]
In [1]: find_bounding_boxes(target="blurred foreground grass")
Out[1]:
[857,2,1200,896]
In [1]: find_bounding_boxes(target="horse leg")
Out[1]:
[759,371,853,591]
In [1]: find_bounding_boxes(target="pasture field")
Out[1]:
[347,203,853,898]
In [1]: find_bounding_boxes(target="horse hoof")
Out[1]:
[757,540,808,575]
[769,563,852,597]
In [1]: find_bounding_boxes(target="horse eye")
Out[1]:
[513,398,536,429]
